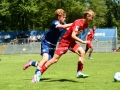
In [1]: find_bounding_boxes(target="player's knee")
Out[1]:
[43,59,48,62]
[51,54,60,63]
[81,50,85,56]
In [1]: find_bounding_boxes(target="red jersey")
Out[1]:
[87,30,95,41]
[60,19,88,43]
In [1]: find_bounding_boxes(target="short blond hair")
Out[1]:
[54,9,66,17]
[84,9,94,17]
[92,25,96,28]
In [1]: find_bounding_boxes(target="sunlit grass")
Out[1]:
[0,53,120,90]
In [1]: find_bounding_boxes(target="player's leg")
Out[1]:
[37,46,55,68]
[35,51,54,73]
[32,43,55,82]
[76,47,89,78]
[31,53,49,82]
[23,60,38,70]
[71,43,89,78]
[23,41,48,70]
[88,44,93,59]
[42,54,61,73]
[35,49,65,82]
[84,44,89,60]
[114,46,120,53]
[35,54,61,83]
[32,49,55,82]
[34,42,68,82]
[118,46,120,50]
[85,44,89,54]
[40,41,69,69]
[23,55,48,70]
[37,53,49,69]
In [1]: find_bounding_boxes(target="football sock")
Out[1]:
[31,61,38,67]
[88,52,92,57]
[41,65,48,74]
[77,62,83,72]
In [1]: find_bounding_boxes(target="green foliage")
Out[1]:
[0,53,120,90]
[105,0,120,32]
[0,0,120,36]
[87,0,107,27]
[0,0,10,16]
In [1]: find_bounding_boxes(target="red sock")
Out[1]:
[41,65,47,74]
[89,52,92,57]
[77,62,83,72]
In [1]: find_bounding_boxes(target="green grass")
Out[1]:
[0,53,120,90]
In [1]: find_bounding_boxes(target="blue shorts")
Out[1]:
[40,40,56,60]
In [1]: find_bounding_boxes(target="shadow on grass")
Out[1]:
[24,78,87,83]
[24,78,52,81]
[40,78,85,83]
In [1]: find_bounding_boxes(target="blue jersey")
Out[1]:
[44,20,66,45]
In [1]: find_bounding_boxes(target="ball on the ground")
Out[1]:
[114,72,120,82]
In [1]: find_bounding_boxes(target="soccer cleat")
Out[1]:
[76,72,89,78]
[35,70,42,83]
[23,60,32,70]
[88,57,93,59]
[31,74,37,83]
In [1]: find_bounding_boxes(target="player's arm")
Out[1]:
[71,31,89,44]
[93,37,98,42]
[56,23,72,30]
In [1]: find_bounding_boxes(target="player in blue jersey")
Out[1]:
[23,9,72,82]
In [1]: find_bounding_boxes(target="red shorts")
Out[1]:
[55,39,81,56]
[86,43,93,48]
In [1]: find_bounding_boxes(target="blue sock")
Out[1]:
[35,66,41,74]
[31,61,38,67]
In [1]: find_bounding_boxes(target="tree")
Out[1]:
[105,0,120,36]
[0,0,120,35]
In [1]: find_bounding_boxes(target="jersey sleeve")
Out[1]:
[54,21,60,28]
[54,21,66,28]
[72,20,81,32]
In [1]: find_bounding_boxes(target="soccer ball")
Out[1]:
[114,72,120,82]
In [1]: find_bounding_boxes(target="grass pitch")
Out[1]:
[0,53,120,90]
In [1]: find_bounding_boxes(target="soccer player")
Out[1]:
[85,26,98,59]
[114,46,120,53]
[23,9,72,82]
[34,9,95,83]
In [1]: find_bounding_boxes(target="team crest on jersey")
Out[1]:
[75,26,80,31]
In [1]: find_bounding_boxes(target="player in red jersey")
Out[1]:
[114,46,120,53]
[85,26,98,59]
[34,9,95,83]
